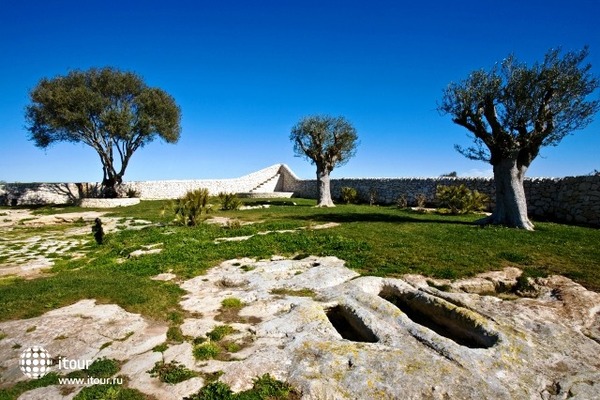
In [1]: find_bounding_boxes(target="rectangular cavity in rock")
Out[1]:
[325,305,379,343]
[379,286,498,349]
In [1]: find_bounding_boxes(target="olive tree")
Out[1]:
[439,48,599,230]
[26,67,181,197]
[290,115,358,207]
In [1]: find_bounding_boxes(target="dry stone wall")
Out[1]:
[0,165,283,205]
[524,175,600,225]
[1,164,598,226]
[279,167,600,226]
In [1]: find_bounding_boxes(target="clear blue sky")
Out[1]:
[1,0,599,182]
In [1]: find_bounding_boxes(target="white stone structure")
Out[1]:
[1,164,599,226]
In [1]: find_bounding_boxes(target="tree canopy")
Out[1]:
[290,115,358,207]
[290,115,358,172]
[440,47,599,169]
[26,67,181,197]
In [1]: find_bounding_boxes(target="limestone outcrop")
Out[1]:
[0,257,598,399]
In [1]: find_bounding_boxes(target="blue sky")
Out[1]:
[1,0,599,182]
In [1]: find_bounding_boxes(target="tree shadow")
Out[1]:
[0,182,101,206]
[286,210,476,226]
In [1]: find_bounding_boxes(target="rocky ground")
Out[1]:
[0,255,598,399]
[0,209,153,278]
[0,209,599,399]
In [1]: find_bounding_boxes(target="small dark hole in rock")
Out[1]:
[380,287,498,349]
[325,305,378,343]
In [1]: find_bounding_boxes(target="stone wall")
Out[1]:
[0,164,285,205]
[280,169,600,227]
[1,164,598,226]
[523,176,600,225]
[126,164,284,200]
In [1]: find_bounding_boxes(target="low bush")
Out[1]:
[87,357,120,378]
[395,194,408,209]
[166,326,185,343]
[247,373,296,399]
[206,325,235,341]
[368,187,378,206]
[193,342,220,360]
[74,385,148,400]
[218,192,241,211]
[172,189,211,226]
[221,297,243,308]
[147,360,197,384]
[226,219,243,229]
[415,193,427,208]
[436,184,490,214]
[183,374,298,400]
[184,381,233,400]
[125,188,140,198]
[340,187,358,204]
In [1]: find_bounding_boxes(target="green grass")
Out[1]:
[193,342,221,360]
[206,325,235,341]
[87,358,120,378]
[220,298,243,309]
[0,373,60,400]
[1,199,599,327]
[166,326,185,343]
[73,385,150,400]
[183,373,298,400]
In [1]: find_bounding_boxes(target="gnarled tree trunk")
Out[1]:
[316,167,335,207]
[101,167,123,199]
[480,156,534,230]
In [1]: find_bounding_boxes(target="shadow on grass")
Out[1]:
[286,211,476,226]
[242,199,315,207]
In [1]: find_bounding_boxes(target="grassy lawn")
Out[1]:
[1,199,599,324]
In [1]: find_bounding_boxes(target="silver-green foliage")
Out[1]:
[26,67,181,198]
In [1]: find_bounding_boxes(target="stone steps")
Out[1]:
[250,174,281,193]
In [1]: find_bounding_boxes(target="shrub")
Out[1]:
[74,385,147,400]
[183,374,297,400]
[206,325,235,342]
[368,187,378,206]
[218,192,241,211]
[340,187,358,204]
[224,342,241,353]
[87,357,119,378]
[173,188,211,226]
[221,297,243,308]
[249,374,295,399]
[147,361,197,384]
[125,188,140,198]
[415,193,427,208]
[395,194,408,209]
[193,342,220,360]
[167,326,185,343]
[226,219,242,230]
[184,381,233,400]
[436,184,490,214]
